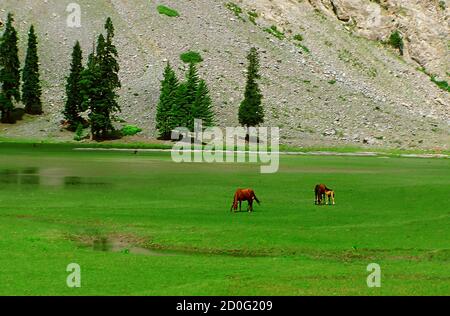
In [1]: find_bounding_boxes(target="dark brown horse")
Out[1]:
[230,189,260,212]
[315,184,335,205]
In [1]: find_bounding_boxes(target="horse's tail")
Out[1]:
[253,192,260,205]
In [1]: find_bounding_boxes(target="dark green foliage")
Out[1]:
[173,63,200,131]
[431,76,450,92]
[80,18,121,141]
[157,62,215,137]
[103,18,121,91]
[12,107,25,121]
[415,66,449,93]
[74,123,84,141]
[239,47,264,128]
[156,63,179,139]
[225,2,244,20]
[293,34,303,41]
[180,51,203,64]
[388,30,404,55]
[121,125,142,136]
[192,80,214,128]
[22,25,42,115]
[264,25,285,40]
[247,11,258,25]
[0,13,21,124]
[297,44,310,53]
[64,41,85,131]
[157,5,180,17]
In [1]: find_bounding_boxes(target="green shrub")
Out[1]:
[121,125,142,136]
[297,44,310,53]
[416,67,427,74]
[388,30,404,55]
[264,25,285,40]
[247,11,258,24]
[293,34,303,41]
[367,67,378,78]
[328,79,336,85]
[157,5,180,17]
[431,76,450,92]
[74,123,85,142]
[180,51,203,64]
[225,2,243,19]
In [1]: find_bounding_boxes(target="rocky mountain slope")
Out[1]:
[0,0,448,149]
[309,0,449,78]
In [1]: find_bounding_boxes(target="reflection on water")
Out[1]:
[63,176,110,187]
[21,167,40,185]
[0,170,19,184]
[64,176,82,186]
[0,167,110,188]
[93,236,111,252]
[0,168,40,185]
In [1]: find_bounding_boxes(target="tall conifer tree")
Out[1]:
[22,25,42,115]
[156,62,179,139]
[173,63,199,131]
[80,18,121,140]
[63,41,84,131]
[0,13,21,123]
[238,47,264,130]
[192,79,214,128]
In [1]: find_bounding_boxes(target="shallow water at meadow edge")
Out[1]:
[0,167,111,188]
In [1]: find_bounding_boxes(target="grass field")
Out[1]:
[0,143,449,295]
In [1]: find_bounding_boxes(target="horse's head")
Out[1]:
[230,200,238,212]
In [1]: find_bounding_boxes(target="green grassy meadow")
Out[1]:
[0,143,449,295]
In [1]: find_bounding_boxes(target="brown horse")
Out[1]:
[230,189,260,212]
[315,184,335,205]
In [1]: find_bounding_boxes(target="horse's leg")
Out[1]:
[249,200,253,212]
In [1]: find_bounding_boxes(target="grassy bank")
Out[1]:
[0,143,449,295]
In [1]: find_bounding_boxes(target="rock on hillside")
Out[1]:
[0,0,448,150]
[308,0,449,78]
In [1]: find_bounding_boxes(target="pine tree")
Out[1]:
[22,25,42,115]
[173,63,200,131]
[80,34,110,140]
[192,79,214,128]
[238,47,264,130]
[63,41,84,131]
[0,13,21,124]
[156,62,179,140]
[80,18,121,140]
[102,17,121,92]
